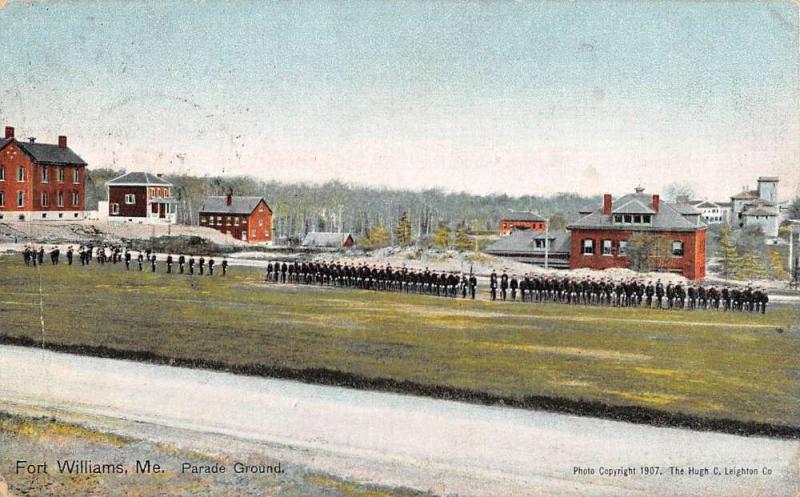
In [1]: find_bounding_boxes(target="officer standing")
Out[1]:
[66,246,74,265]
[199,256,205,275]
[150,254,157,272]
[178,254,185,274]
[500,272,509,301]
[188,256,195,275]
[469,273,477,300]
[208,257,215,276]
[489,270,498,301]
[124,249,131,270]
[221,258,228,276]
[166,254,173,274]
[137,252,144,271]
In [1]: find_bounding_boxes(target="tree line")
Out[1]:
[85,168,596,243]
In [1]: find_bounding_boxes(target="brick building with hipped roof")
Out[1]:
[567,186,707,279]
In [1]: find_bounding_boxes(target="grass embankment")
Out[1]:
[0,412,425,497]
[1,256,798,436]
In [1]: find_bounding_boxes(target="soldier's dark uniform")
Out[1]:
[124,250,131,270]
[208,258,215,276]
[137,253,144,271]
[166,254,173,273]
[198,257,205,276]
[67,247,74,265]
[510,276,518,301]
[178,255,185,274]
[188,256,195,275]
[500,273,508,301]
[489,271,498,301]
[221,259,228,276]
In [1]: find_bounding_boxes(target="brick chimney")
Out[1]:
[652,194,660,213]
[58,135,67,148]
[4,126,13,139]
[226,191,233,206]
[603,194,613,215]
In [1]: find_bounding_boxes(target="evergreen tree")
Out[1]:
[394,212,413,246]
[735,251,769,280]
[432,224,452,250]
[454,226,472,252]
[361,224,389,248]
[717,224,739,280]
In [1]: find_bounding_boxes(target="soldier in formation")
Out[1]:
[266,260,477,299]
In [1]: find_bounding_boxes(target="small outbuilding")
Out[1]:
[301,231,355,249]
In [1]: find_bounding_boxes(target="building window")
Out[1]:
[602,239,612,256]
[124,194,136,204]
[41,192,48,207]
[671,240,684,257]
[582,239,595,255]
[534,239,545,249]
[73,169,80,183]
[58,167,65,182]
[57,191,64,207]
[0,165,4,181]
[623,215,632,223]
[642,214,652,224]
[111,203,120,215]
[17,166,24,182]
[258,218,264,227]
[41,167,49,183]
[17,191,24,207]
[633,215,641,224]
[613,214,622,223]
[0,192,4,207]
[216,217,222,226]
[618,240,628,256]
[200,216,207,224]
[242,218,247,224]
[226,217,232,226]
[72,192,79,206]
[234,217,239,226]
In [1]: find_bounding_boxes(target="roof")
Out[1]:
[199,196,270,215]
[567,189,706,232]
[742,207,777,217]
[731,190,758,200]
[500,211,546,222]
[485,230,571,256]
[758,176,779,182]
[612,199,655,215]
[301,232,354,248]
[106,172,172,187]
[672,202,702,215]
[6,139,87,166]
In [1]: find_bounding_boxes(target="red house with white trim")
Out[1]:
[567,186,707,279]
[106,172,177,224]
[0,126,87,222]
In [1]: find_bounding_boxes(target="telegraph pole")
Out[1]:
[544,217,550,270]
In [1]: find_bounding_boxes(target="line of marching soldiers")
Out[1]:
[266,260,479,299]
[22,244,229,276]
[488,272,769,313]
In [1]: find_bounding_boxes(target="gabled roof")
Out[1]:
[692,200,720,209]
[567,190,705,232]
[302,232,354,247]
[199,196,269,215]
[500,211,546,222]
[485,229,571,255]
[612,199,656,215]
[106,172,172,187]
[9,140,87,166]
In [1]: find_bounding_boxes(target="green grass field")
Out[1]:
[1,255,799,429]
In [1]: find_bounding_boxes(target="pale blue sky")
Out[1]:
[1,1,797,199]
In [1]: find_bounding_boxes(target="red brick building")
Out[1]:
[106,172,177,224]
[567,187,707,279]
[499,211,547,235]
[199,193,272,243]
[0,126,87,222]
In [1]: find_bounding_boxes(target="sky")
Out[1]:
[0,1,798,200]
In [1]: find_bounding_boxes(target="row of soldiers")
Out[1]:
[21,244,229,276]
[265,260,479,299]
[488,272,769,313]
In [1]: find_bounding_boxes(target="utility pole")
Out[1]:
[544,217,550,270]
[789,220,800,286]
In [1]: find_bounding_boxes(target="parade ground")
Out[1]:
[1,255,799,433]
